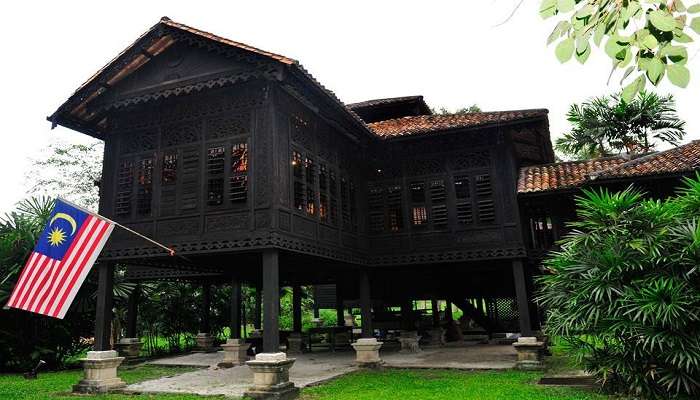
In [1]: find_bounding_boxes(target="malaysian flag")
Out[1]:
[5,199,114,319]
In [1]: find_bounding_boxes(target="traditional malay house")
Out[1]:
[48,17,700,395]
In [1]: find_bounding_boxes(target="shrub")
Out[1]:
[537,176,700,399]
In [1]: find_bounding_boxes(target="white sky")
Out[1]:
[1,1,698,214]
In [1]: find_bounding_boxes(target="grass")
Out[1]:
[300,369,609,400]
[0,364,217,400]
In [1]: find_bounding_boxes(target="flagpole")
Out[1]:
[56,197,176,256]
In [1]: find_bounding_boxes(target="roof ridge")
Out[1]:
[589,140,700,179]
[520,154,629,171]
[368,109,549,126]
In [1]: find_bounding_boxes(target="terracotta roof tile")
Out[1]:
[592,140,700,180]
[368,109,548,139]
[518,140,700,194]
[518,156,628,193]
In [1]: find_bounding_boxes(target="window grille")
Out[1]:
[115,160,133,216]
[412,206,428,226]
[305,157,315,215]
[162,152,178,184]
[292,151,305,211]
[181,147,199,211]
[230,142,248,203]
[475,174,495,223]
[386,185,403,232]
[207,146,225,206]
[329,170,338,225]
[368,187,384,233]
[136,158,153,216]
[341,178,350,225]
[430,180,448,229]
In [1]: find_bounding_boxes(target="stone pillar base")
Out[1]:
[195,332,216,352]
[286,333,304,355]
[115,338,142,360]
[219,338,251,368]
[513,337,546,370]
[422,327,445,347]
[245,353,298,400]
[72,351,126,393]
[398,331,421,353]
[351,338,383,367]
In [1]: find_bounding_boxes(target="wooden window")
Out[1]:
[368,187,384,233]
[410,181,428,228]
[292,151,304,211]
[454,175,473,225]
[181,147,199,211]
[350,180,357,230]
[475,174,495,223]
[529,215,554,249]
[341,177,350,226]
[319,164,329,222]
[430,180,448,229]
[386,185,403,232]
[136,158,153,216]
[115,160,133,217]
[207,146,225,206]
[230,142,248,203]
[412,206,428,226]
[329,170,338,225]
[162,152,178,184]
[305,157,315,215]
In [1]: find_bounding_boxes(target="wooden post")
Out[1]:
[359,269,372,338]
[512,260,533,337]
[254,285,262,330]
[262,250,280,352]
[230,276,241,339]
[292,285,302,333]
[445,300,453,322]
[94,261,114,351]
[431,298,440,327]
[401,298,413,331]
[336,285,344,326]
[201,282,211,334]
[126,283,140,338]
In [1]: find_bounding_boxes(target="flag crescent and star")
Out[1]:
[5,199,115,319]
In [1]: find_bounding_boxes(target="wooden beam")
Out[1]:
[336,284,344,326]
[94,261,115,351]
[126,284,140,338]
[201,282,211,334]
[359,269,373,338]
[254,285,262,330]
[512,260,533,336]
[292,285,302,333]
[262,250,280,352]
[230,276,241,339]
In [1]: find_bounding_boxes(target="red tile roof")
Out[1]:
[367,109,548,139]
[518,140,700,194]
[518,156,628,193]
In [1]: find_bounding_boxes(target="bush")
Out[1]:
[537,176,700,399]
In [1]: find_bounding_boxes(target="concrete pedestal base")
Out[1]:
[398,331,421,353]
[422,327,445,347]
[245,352,299,400]
[351,338,383,367]
[513,336,546,370]
[195,332,216,352]
[115,338,142,359]
[73,351,126,393]
[286,333,304,355]
[218,338,250,368]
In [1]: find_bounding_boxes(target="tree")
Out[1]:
[27,139,103,211]
[537,177,700,399]
[555,90,685,160]
[541,0,700,100]
[432,104,482,115]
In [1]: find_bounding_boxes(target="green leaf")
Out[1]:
[558,0,575,13]
[594,23,606,46]
[688,4,700,13]
[576,42,592,64]
[663,45,689,64]
[548,21,571,44]
[675,32,694,43]
[620,66,635,84]
[622,75,644,102]
[649,10,678,32]
[540,0,558,18]
[667,64,690,87]
[642,34,659,50]
[605,37,625,59]
[691,17,700,34]
[556,37,576,63]
[646,58,666,85]
[576,4,594,19]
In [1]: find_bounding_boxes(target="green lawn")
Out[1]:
[0,365,215,400]
[300,369,608,400]
[0,364,610,400]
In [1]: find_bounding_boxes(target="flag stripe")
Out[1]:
[16,255,51,310]
[54,222,114,319]
[52,219,111,318]
[27,259,58,312]
[6,252,39,307]
[36,217,98,315]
